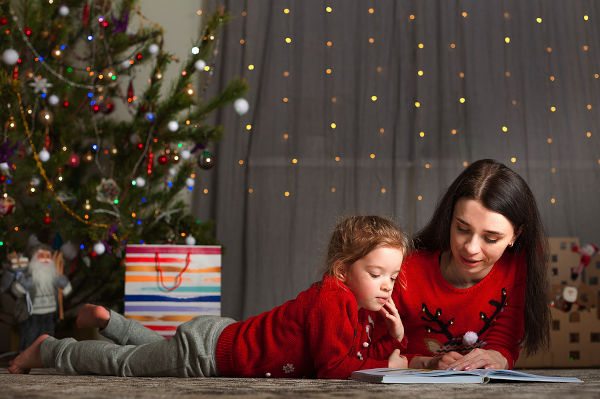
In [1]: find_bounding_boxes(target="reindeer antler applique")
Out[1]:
[421,303,455,340]
[477,288,507,336]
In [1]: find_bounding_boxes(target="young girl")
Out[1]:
[9,215,410,379]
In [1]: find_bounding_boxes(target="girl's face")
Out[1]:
[448,198,520,283]
[340,246,404,311]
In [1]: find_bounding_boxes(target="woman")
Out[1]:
[392,159,550,370]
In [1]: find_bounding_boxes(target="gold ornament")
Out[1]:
[83,151,94,162]
[25,105,33,116]
[37,109,53,126]
[5,116,16,131]
[171,150,180,163]
[40,30,49,39]
[51,47,63,59]
[154,71,163,80]
[101,68,116,81]
[24,69,35,81]
[95,85,105,95]
[27,181,37,195]
[83,199,92,211]
[184,84,195,97]
[111,147,118,155]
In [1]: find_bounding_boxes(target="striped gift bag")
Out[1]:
[124,244,221,337]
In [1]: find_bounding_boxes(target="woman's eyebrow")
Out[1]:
[455,217,504,236]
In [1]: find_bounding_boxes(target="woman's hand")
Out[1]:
[445,349,508,370]
[378,297,404,341]
[387,349,408,368]
[410,352,464,369]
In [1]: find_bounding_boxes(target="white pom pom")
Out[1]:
[185,177,195,187]
[0,162,9,173]
[31,177,41,186]
[93,242,106,255]
[148,43,160,55]
[180,150,191,160]
[185,235,196,245]
[48,94,60,106]
[121,59,131,69]
[168,167,176,176]
[233,98,249,115]
[167,120,179,132]
[462,331,478,346]
[194,59,206,71]
[2,49,19,65]
[135,177,146,187]
[58,5,70,16]
[38,148,50,162]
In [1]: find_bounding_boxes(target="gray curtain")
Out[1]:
[195,0,600,320]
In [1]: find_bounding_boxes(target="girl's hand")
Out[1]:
[445,349,508,370]
[387,349,408,368]
[378,297,404,341]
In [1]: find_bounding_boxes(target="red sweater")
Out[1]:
[389,250,526,369]
[215,275,404,378]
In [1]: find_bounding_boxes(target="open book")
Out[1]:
[350,368,582,384]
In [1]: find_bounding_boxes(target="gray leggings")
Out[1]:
[40,310,235,377]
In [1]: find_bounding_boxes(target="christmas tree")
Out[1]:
[0,1,248,316]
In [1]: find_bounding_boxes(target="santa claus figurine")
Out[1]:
[571,243,599,280]
[11,244,72,351]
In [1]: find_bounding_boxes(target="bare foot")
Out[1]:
[76,304,110,329]
[8,334,48,374]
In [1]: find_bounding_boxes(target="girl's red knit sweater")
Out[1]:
[215,275,404,378]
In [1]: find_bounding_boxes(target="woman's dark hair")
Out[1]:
[413,159,549,355]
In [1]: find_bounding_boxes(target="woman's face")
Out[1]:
[448,198,520,281]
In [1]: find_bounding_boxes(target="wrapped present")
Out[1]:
[124,244,221,336]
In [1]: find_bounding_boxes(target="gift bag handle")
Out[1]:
[155,252,191,291]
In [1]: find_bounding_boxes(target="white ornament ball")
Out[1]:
[462,331,478,346]
[233,98,250,115]
[0,162,9,173]
[185,235,196,245]
[31,176,41,186]
[2,49,19,65]
[185,177,195,187]
[38,148,50,162]
[48,94,60,106]
[60,241,78,261]
[181,150,191,160]
[168,167,176,177]
[135,177,146,187]
[167,120,179,132]
[194,59,207,71]
[148,43,160,55]
[93,241,106,255]
[121,59,131,69]
[58,5,70,16]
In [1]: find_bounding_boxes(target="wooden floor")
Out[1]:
[0,368,598,399]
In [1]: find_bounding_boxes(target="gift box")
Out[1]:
[124,245,221,337]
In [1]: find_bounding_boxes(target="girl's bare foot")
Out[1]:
[76,304,110,329]
[8,334,48,374]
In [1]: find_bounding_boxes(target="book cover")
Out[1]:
[350,368,583,384]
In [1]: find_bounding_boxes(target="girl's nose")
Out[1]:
[464,236,481,254]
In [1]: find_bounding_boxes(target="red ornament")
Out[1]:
[147,152,154,175]
[68,153,80,167]
[83,4,90,27]
[103,99,115,114]
[62,100,70,108]
[90,251,97,258]
[0,175,5,182]
[23,27,32,37]
[0,16,8,25]
[43,213,51,224]
[91,103,101,113]
[136,53,143,60]
[158,154,168,165]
